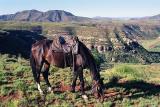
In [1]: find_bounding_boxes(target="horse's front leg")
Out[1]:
[42,63,52,92]
[79,69,85,95]
[71,71,78,92]
[78,68,88,101]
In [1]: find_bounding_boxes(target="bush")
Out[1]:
[14,79,28,93]
[14,65,30,76]
[6,100,19,107]
[91,49,105,67]
[113,65,139,78]
[0,62,5,70]
[105,64,143,81]
[0,86,13,96]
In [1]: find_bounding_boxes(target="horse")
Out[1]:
[30,35,104,99]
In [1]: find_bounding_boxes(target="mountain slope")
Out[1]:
[147,14,160,20]
[0,10,90,22]
[131,14,160,20]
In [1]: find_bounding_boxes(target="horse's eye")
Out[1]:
[97,86,100,91]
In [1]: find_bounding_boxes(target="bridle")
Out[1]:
[91,80,100,93]
[91,80,104,99]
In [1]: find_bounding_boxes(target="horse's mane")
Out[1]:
[78,41,97,68]
[78,40,100,80]
[78,41,95,61]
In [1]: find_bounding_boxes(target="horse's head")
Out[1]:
[92,78,104,100]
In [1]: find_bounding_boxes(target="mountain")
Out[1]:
[0,10,160,22]
[146,14,160,20]
[131,14,160,20]
[0,10,90,22]
[93,16,130,21]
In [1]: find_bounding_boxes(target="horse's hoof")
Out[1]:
[82,94,88,102]
[99,97,104,102]
[71,89,75,93]
[40,91,44,95]
[48,87,52,92]
[47,87,53,93]
[70,87,75,93]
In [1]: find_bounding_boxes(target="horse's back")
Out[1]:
[32,39,52,49]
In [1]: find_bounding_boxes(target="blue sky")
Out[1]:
[0,0,160,17]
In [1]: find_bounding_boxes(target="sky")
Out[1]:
[0,0,160,18]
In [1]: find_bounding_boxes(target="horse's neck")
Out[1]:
[88,57,100,81]
[81,48,100,81]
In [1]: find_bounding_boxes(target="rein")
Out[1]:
[91,80,100,93]
[71,42,78,72]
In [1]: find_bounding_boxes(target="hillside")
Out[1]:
[140,38,160,52]
[0,29,45,58]
[0,21,160,63]
[0,55,160,106]
[0,10,90,22]
[131,14,160,20]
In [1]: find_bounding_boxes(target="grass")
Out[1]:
[0,54,160,106]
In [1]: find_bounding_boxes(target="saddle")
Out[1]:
[51,35,79,68]
[51,35,79,54]
[51,36,69,53]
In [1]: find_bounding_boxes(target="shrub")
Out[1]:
[113,65,139,79]
[105,64,143,82]
[0,71,5,80]
[0,86,13,96]
[6,100,19,107]
[14,66,29,77]
[18,98,29,107]
[14,79,28,93]
[0,61,5,70]
[91,49,105,67]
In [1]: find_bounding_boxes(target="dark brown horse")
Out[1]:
[30,36,104,99]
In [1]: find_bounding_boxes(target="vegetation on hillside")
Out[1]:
[0,54,159,106]
[0,14,160,107]
[1,21,160,63]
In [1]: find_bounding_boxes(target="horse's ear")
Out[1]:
[73,36,79,41]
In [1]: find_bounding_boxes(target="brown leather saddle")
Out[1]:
[51,35,78,54]
[51,35,79,68]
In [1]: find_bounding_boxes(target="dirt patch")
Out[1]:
[53,81,81,92]
[0,91,22,102]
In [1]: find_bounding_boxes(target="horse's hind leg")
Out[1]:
[42,63,52,92]
[36,65,44,95]
[30,55,43,95]
[32,66,43,95]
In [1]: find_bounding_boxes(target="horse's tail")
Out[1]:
[30,51,38,82]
